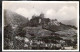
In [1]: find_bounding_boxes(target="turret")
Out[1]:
[40,13,44,18]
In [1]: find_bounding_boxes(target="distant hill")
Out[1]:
[61,19,77,27]
[4,9,29,27]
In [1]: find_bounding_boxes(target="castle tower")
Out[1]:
[40,13,44,18]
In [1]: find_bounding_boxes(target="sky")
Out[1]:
[3,1,79,26]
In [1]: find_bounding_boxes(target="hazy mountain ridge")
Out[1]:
[4,9,29,26]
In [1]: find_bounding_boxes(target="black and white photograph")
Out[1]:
[2,1,79,51]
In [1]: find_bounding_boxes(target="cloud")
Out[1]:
[45,6,77,21]
[15,8,40,19]
[16,8,28,17]
[45,9,56,19]
[57,6,77,21]
[14,5,77,26]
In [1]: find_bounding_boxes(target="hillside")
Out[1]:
[4,10,77,50]
[4,9,29,27]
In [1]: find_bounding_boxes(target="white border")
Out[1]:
[2,1,79,51]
